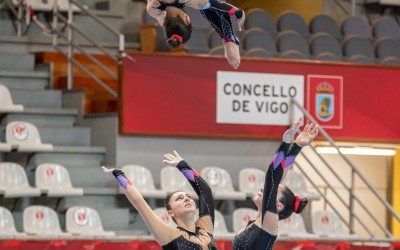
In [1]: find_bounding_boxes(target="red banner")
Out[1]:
[121,53,400,142]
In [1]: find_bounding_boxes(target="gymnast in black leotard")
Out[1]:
[146,0,244,69]
[233,119,319,250]
[102,151,217,250]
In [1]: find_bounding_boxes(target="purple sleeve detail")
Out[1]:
[182,169,195,181]
[117,175,128,189]
[285,156,296,168]
[272,151,285,169]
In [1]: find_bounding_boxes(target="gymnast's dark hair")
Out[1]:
[165,191,181,222]
[164,14,192,48]
[278,185,308,220]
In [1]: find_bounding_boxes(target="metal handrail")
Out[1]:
[291,98,400,239]
[51,0,122,98]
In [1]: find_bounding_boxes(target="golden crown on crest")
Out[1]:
[316,81,334,93]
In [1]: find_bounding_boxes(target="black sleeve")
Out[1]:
[284,143,302,168]
[261,142,290,223]
[176,160,215,224]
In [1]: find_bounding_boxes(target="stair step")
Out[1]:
[0,53,35,71]
[1,108,78,127]
[10,89,62,108]
[38,126,93,146]
[57,76,118,113]
[0,70,50,90]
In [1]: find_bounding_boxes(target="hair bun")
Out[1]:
[295,198,309,214]
[166,37,181,48]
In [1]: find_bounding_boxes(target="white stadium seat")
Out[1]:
[66,206,115,239]
[312,210,359,240]
[6,121,54,152]
[201,166,246,200]
[232,208,258,233]
[0,206,27,240]
[153,207,177,228]
[213,210,235,240]
[23,205,71,239]
[238,168,265,197]
[121,165,166,198]
[160,166,196,198]
[0,162,41,198]
[0,84,23,112]
[278,213,318,239]
[35,163,83,197]
[282,169,320,200]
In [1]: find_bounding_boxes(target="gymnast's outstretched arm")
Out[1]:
[163,151,215,234]
[102,166,176,245]
[260,120,318,234]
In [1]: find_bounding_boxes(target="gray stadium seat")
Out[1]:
[244,48,273,58]
[244,8,277,35]
[241,28,277,54]
[309,32,342,58]
[379,56,400,65]
[142,9,158,25]
[343,35,376,62]
[276,30,310,58]
[373,16,400,40]
[309,14,342,40]
[346,54,375,64]
[341,16,372,39]
[184,7,210,29]
[279,50,309,60]
[375,37,400,59]
[277,11,310,37]
[209,45,225,56]
[185,28,210,54]
[315,52,343,62]
[207,29,222,49]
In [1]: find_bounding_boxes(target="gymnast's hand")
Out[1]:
[163,150,184,167]
[101,165,116,173]
[282,117,302,143]
[295,123,319,147]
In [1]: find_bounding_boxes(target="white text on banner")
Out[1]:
[217,71,304,125]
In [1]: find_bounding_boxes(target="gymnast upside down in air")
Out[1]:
[147,0,244,69]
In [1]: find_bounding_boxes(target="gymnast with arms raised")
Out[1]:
[146,0,244,69]
[233,118,319,250]
[102,150,218,249]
